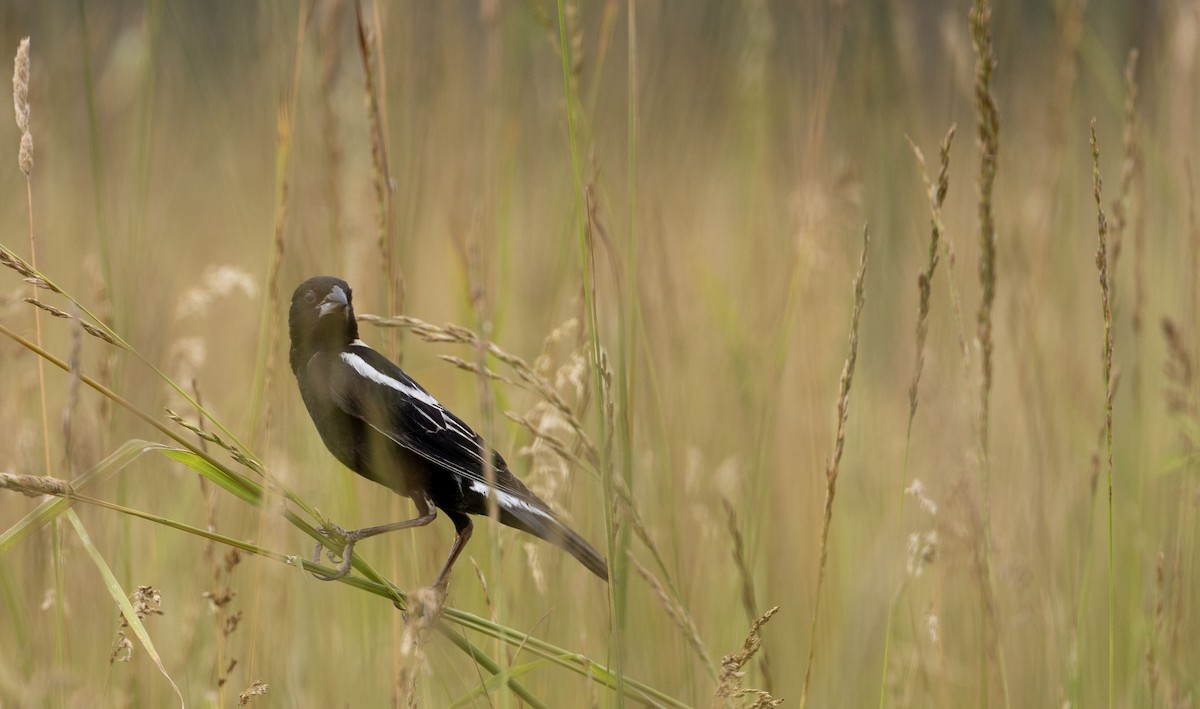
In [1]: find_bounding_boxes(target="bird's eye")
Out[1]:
[304,290,317,304]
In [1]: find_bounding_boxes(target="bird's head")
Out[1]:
[289,276,359,365]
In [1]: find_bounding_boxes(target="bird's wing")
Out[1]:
[325,343,541,503]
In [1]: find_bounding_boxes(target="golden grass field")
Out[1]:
[0,1,1198,707]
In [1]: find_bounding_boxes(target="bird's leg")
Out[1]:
[431,514,474,591]
[312,494,436,581]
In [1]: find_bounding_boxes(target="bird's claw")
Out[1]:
[311,524,356,581]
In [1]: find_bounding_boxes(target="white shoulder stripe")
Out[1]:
[469,480,553,520]
[340,352,444,409]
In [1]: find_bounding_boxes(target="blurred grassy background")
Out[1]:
[0,0,1198,707]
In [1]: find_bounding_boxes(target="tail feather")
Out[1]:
[499,506,609,581]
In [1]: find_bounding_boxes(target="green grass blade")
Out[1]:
[66,510,185,708]
[159,448,263,506]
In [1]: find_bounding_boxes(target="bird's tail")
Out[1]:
[499,505,609,581]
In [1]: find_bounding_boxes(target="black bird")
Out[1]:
[288,276,608,588]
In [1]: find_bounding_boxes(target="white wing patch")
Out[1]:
[342,349,483,440]
[469,480,553,520]
[341,351,443,408]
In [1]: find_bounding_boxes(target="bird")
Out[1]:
[288,275,609,589]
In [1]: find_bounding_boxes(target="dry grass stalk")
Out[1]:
[11,38,53,490]
[22,298,120,346]
[722,498,774,694]
[261,105,292,447]
[1091,117,1117,709]
[630,556,713,670]
[202,542,243,694]
[906,124,956,425]
[970,0,999,460]
[714,606,782,709]
[800,225,869,709]
[166,408,264,475]
[262,4,309,450]
[969,3,1010,701]
[0,245,58,293]
[354,0,402,353]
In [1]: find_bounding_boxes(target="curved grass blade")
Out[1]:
[160,448,262,506]
[66,510,185,708]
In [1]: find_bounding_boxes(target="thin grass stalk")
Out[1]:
[124,0,165,599]
[614,0,641,664]
[1065,422,1107,705]
[12,36,67,699]
[478,11,505,680]
[257,104,295,448]
[1090,118,1116,709]
[247,10,308,686]
[354,0,401,355]
[879,125,955,708]
[723,498,773,693]
[970,0,998,490]
[555,0,625,702]
[969,2,1011,703]
[466,225,504,708]
[800,226,869,709]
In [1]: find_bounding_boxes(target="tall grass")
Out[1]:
[1,3,1199,707]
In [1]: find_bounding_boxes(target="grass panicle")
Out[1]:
[970,0,999,458]
[13,37,32,177]
[880,124,955,708]
[800,225,869,709]
[723,497,774,695]
[1090,118,1116,709]
[715,606,782,709]
[969,1,1009,702]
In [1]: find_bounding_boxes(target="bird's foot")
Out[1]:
[312,523,357,581]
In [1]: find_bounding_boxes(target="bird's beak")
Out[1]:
[318,286,349,318]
